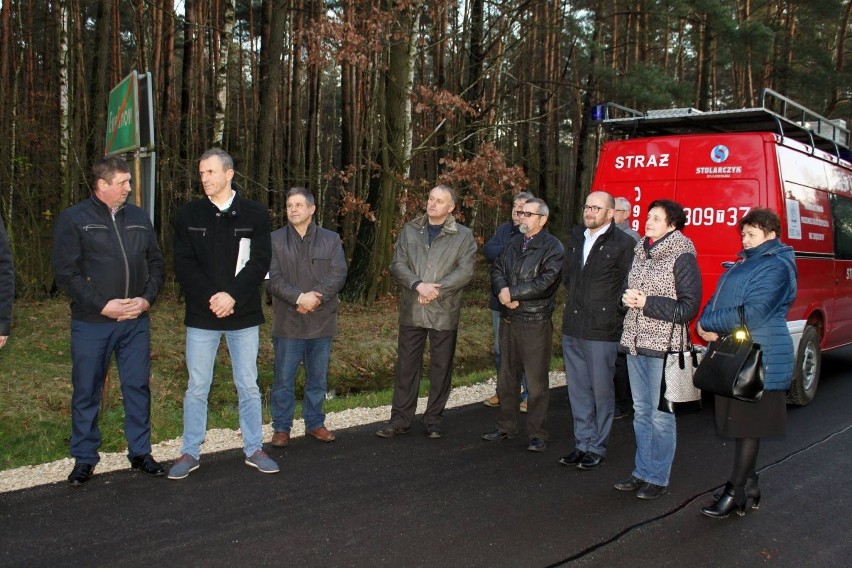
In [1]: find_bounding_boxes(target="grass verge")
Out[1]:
[0,284,566,470]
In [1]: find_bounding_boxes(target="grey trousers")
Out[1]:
[562,336,618,456]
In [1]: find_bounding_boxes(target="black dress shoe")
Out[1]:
[557,450,586,466]
[576,451,604,470]
[375,423,410,438]
[614,475,644,491]
[130,454,166,477]
[425,425,443,439]
[637,482,668,500]
[480,429,519,441]
[67,463,94,486]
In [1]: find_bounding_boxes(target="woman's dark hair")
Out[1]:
[738,207,781,235]
[647,199,686,231]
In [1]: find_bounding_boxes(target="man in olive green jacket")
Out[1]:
[376,184,477,439]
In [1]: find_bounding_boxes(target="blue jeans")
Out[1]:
[627,354,677,486]
[69,318,153,464]
[181,326,262,459]
[491,309,528,401]
[271,336,333,432]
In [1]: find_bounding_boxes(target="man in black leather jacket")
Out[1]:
[481,198,564,452]
[51,156,165,485]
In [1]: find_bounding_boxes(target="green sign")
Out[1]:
[105,72,140,155]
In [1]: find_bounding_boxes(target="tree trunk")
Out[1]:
[58,0,72,209]
[90,0,114,159]
[256,0,287,202]
[213,0,236,145]
[346,1,422,302]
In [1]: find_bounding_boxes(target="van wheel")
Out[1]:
[787,325,821,406]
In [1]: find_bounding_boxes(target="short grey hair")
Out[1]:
[433,184,457,204]
[199,148,234,170]
[525,197,549,217]
[513,191,534,204]
[614,197,631,212]
[286,186,315,207]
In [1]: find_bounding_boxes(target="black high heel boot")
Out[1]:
[702,482,746,518]
[713,475,761,509]
[745,474,760,509]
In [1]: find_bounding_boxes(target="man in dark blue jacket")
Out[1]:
[267,187,347,448]
[481,191,532,411]
[168,148,278,479]
[481,198,564,451]
[52,156,165,486]
[0,214,12,349]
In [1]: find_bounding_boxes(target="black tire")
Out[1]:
[787,325,821,406]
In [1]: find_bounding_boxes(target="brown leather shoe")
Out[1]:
[308,426,336,443]
[270,431,290,447]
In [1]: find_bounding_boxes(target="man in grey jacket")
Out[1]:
[267,187,347,448]
[376,184,477,439]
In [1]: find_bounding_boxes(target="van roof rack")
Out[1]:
[599,89,850,158]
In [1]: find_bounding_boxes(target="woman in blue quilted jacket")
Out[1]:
[697,208,798,518]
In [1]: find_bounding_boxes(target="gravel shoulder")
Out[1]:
[0,372,567,493]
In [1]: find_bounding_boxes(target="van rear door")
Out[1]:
[595,134,767,304]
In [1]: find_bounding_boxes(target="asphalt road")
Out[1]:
[2,349,851,567]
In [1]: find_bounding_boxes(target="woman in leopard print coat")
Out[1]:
[614,200,702,500]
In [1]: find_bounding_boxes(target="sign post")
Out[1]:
[104,71,156,224]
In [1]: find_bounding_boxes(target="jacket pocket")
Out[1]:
[188,226,207,237]
[312,257,331,273]
[79,224,112,256]
[234,227,254,238]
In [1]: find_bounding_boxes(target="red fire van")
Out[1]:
[592,89,852,405]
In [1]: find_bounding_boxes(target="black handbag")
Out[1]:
[692,306,765,403]
[658,304,702,413]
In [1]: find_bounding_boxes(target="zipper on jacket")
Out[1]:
[188,226,207,237]
[82,224,108,231]
[111,216,131,298]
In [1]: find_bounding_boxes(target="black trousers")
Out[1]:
[496,318,552,440]
[390,325,458,429]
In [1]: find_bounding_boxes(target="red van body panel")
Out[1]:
[593,132,852,352]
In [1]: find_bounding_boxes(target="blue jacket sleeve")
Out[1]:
[483,223,513,264]
[699,260,793,334]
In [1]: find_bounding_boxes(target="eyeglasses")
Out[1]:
[518,211,545,218]
[583,205,609,213]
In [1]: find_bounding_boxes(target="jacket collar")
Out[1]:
[412,213,459,234]
[521,227,551,249]
[739,237,793,259]
[286,220,316,239]
[205,191,242,217]
[573,220,616,240]
[89,193,125,215]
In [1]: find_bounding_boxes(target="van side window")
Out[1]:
[830,194,852,260]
